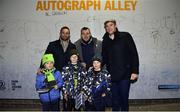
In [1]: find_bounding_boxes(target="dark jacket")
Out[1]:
[102,30,139,82]
[41,39,76,71]
[61,62,87,99]
[84,67,111,100]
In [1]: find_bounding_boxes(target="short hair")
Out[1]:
[60,26,70,34]
[104,20,116,28]
[81,27,91,34]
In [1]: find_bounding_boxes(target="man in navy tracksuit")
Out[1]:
[102,20,139,111]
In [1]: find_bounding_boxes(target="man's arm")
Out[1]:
[102,40,108,67]
[127,33,139,74]
[126,33,139,81]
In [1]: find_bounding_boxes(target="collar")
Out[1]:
[103,28,119,40]
[109,34,115,40]
[60,38,70,44]
[81,37,93,45]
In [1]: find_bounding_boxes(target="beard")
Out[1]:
[60,35,70,41]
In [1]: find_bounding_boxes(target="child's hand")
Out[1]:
[54,85,58,89]
[102,93,106,97]
[81,62,86,68]
[107,88,110,91]
[88,97,92,102]
[64,93,68,101]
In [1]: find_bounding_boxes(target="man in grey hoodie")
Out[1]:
[74,27,102,70]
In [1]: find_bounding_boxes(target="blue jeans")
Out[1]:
[42,99,60,111]
[112,80,130,111]
[93,97,105,111]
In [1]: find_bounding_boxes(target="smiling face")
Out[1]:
[60,28,70,41]
[81,28,91,42]
[70,54,78,64]
[93,60,101,71]
[104,21,117,35]
[44,61,54,70]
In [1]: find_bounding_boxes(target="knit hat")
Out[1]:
[42,54,55,65]
[92,54,102,63]
[69,49,79,58]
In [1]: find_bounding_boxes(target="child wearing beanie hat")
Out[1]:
[84,56,112,111]
[61,49,88,111]
[35,54,64,111]
[92,53,102,63]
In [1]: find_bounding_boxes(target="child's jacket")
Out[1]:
[84,67,111,100]
[35,70,63,102]
[61,63,87,99]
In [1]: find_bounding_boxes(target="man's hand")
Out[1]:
[37,68,43,75]
[130,73,138,81]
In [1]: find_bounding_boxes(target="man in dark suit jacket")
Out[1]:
[102,20,139,111]
[39,26,76,71]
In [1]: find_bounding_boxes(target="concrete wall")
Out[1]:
[0,0,180,99]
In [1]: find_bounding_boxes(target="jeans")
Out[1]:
[112,80,130,111]
[42,99,60,111]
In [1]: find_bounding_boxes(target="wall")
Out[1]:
[0,0,180,99]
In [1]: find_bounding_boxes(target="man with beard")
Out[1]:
[39,26,76,72]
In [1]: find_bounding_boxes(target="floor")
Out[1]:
[0,99,180,111]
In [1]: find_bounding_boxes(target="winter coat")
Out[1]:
[61,63,87,99]
[35,70,63,103]
[84,67,111,101]
[102,30,139,82]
